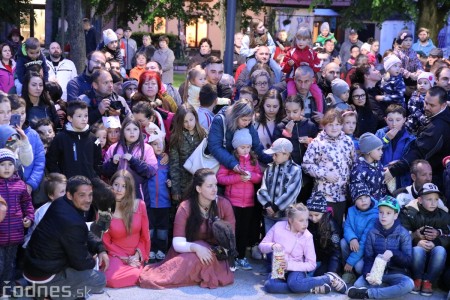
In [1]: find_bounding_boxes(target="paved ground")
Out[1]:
[89,259,449,300]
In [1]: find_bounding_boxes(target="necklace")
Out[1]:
[198,201,210,219]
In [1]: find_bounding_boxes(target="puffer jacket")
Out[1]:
[399,199,450,248]
[15,44,49,83]
[0,174,34,246]
[350,157,386,201]
[23,124,45,191]
[343,198,378,267]
[303,131,355,202]
[147,156,170,208]
[259,221,316,272]
[169,130,203,197]
[217,154,263,208]
[0,59,16,93]
[103,141,157,200]
[362,219,412,276]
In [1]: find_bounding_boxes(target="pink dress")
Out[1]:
[139,197,235,289]
[102,200,150,288]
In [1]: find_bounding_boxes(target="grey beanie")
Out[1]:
[320,22,330,32]
[359,132,383,154]
[232,128,252,149]
[331,79,349,97]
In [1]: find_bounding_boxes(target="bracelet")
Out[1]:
[383,136,389,143]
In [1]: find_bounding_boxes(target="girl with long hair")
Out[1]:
[169,103,207,201]
[102,170,150,288]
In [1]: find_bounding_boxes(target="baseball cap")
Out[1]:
[102,116,121,129]
[349,29,358,35]
[378,195,400,213]
[418,183,442,197]
[264,138,293,155]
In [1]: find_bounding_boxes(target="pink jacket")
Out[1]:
[216,154,262,207]
[259,220,317,272]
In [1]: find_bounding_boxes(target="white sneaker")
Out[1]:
[149,251,156,260]
[155,250,166,260]
[251,245,263,260]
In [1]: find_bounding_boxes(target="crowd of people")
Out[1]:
[0,17,450,300]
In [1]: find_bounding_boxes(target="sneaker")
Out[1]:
[310,283,331,294]
[411,279,422,294]
[342,271,356,284]
[155,250,166,261]
[251,245,263,260]
[326,272,347,294]
[149,251,156,261]
[235,258,253,270]
[347,287,369,299]
[421,280,433,296]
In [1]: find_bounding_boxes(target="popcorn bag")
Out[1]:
[271,248,285,279]
[366,252,392,285]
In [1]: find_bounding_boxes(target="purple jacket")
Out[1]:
[0,174,34,246]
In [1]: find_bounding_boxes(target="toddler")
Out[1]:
[406,72,435,134]
[380,54,406,108]
[183,66,207,109]
[327,78,351,111]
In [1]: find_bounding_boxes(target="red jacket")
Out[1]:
[217,155,263,207]
[281,46,321,79]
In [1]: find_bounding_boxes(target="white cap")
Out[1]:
[264,138,293,154]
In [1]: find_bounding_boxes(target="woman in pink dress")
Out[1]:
[102,170,150,288]
[139,168,236,289]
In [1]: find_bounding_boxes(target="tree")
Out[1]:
[67,0,86,72]
[0,0,32,28]
[312,0,450,44]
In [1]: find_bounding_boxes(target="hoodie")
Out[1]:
[15,44,49,84]
[46,122,102,179]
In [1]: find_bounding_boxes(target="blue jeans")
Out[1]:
[264,271,330,294]
[0,245,18,292]
[354,273,414,299]
[263,216,279,235]
[340,238,364,274]
[412,245,447,282]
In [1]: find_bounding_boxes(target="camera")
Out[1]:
[109,101,123,110]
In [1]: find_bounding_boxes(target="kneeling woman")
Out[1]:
[139,168,236,289]
[259,203,347,295]
[102,170,150,288]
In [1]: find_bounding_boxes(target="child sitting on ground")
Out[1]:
[348,196,413,299]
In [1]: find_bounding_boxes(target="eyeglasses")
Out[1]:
[352,94,366,100]
[254,81,268,87]
[90,59,106,67]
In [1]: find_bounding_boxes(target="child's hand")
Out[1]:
[423,226,440,241]
[0,203,7,223]
[113,154,121,164]
[266,207,275,217]
[272,243,283,252]
[375,95,384,102]
[26,184,32,195]
[166,179,172,187]
[160,153,169,165]
[288,59,295,66]
[350,239,360,252]
[122,153,132,161]
[386,127,400,140]
[312,111,323,123]
[23,217,31,228]
[344,263,353,273]
[325,171,339,183]
[418,239,435,251]
[285,120,295,134]
[413,227,426,240]
[383,168,394,183]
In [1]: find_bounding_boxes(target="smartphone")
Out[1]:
[10,114,21,127]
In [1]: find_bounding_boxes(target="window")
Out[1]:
[20,1,46,44]
[185,16,208,48]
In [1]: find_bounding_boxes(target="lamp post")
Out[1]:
[223,0,236,75]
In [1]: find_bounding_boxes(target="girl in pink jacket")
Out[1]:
[217,128,262,270]
[103,118,158,200]
[259,203,347,295]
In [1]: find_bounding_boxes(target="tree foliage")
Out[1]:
[0,0,32,27]
[311,0,450,43]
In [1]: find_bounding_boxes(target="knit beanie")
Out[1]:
[306,192,328,213]
[122,80,138,92]
[232,128,252,149]
[103,29,118,45]
[0,148,16,164]
[359,132,382,154]
[331,79,349,97]
[397,29,413,44]
[320,22,330,32]
[351,183,371,202]
[417,72,435,87]
[361,43,371,53]
[383,55,401,72]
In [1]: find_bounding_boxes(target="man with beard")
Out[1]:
[78,69,131,124]
[46,42,78,100]
[317,62,340,96]
[67,51,106,101]
[412,27,436,57]
[385,86,450,192]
